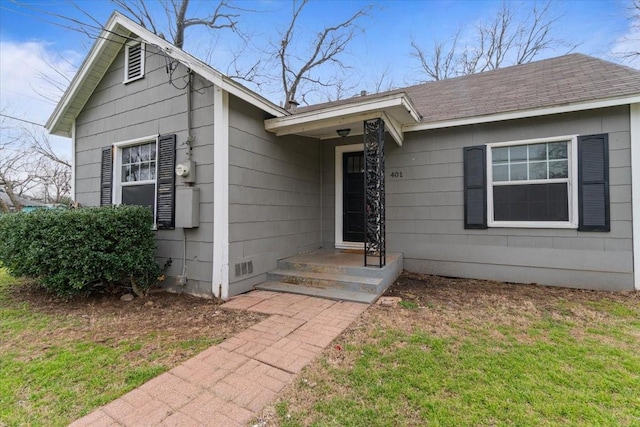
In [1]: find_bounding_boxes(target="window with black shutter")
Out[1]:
[463,133,610,231]
[101,134,175,229]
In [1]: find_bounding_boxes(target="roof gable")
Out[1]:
[46,12,286,137]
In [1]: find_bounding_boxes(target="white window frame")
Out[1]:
[112,135,158,223]
[486,135,579,229]
[123,40,145,84]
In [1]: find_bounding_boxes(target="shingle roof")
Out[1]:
[298,54,640,124]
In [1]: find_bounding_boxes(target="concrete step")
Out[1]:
[254,281,378,304]
[266,269,383,294]
[277,258,392,278]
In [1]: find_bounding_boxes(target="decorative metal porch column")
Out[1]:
[363,118,386,268]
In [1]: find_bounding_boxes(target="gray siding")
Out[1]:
[228,97,322,295]
[74,41,216,296]
[322,106,634,290]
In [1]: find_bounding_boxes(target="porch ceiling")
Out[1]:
[264,93,421,146]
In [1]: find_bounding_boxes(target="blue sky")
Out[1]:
[0,0,638,158]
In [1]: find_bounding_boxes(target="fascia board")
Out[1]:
[381,111,403,146]
[404,95,640,132]
[265,93,420,133]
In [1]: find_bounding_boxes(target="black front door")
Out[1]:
[343,151,365,242]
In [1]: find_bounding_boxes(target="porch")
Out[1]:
[255,249,403,304]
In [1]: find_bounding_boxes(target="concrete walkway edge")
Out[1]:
[69,291,368,427]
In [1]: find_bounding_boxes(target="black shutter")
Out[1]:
[100,146,113,206]
[578,134,609,232]
[464,145,487,229]
[156,134,176,230]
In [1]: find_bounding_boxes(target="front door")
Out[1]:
[343,151,365,242]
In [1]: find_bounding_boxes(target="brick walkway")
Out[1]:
[69,291,368,426]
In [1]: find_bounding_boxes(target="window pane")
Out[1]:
[122,165,131,182]
[510,163,527,180]
[549,160,568,178]
[150,161,156,179]
[122,147,132,164]
[493,183,568,221]
[548,142,567,160]
[492,147,508,163]
[122,184,155,210]
[528,143,546,161]
[130,146,140,163]
[510,145,527,161]
[493,164,509,181]
[529,161,547,180]
[130,164,139,181]
[149,144,157,161]
[140,163,150,181]
[140,144,150,162]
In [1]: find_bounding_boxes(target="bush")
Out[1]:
[0,206,161,298]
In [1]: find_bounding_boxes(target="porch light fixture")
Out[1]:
[336,128,351,137]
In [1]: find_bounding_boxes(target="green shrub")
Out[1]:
[0,206,160,297]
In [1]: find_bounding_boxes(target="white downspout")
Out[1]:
[630,103,640,290]
[212,86,230,299]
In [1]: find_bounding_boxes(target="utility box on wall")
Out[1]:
[176,187,200,228]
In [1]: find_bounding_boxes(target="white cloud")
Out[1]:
[0,40,81,158]
[0,40,80,123]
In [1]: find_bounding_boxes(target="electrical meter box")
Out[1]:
[176,187,200,228]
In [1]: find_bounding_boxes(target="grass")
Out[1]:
[0,269,216,426]
[274,284,640,426]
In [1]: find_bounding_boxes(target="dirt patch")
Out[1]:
[3,281,266,366]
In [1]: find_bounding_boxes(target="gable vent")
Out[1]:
[124,42,145,83]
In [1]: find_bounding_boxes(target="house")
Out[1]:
[0,189,48,213]
[47,12,640,300]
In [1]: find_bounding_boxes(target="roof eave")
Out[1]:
[404,94,640,132]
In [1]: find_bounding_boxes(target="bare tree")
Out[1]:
[411,33,459,81]
[10,0,246,49]
[112,0,246,49]
[368,64,398,94]
[0,114,71,210]
[35,159,72,204]
[619,0,640,63]
[276,0,371,108]
[412,1,567,81]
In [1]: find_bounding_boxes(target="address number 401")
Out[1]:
[390,171,403,178]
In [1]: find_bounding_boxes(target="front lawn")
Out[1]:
[262,273,640,426]
[0,269,264,426]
